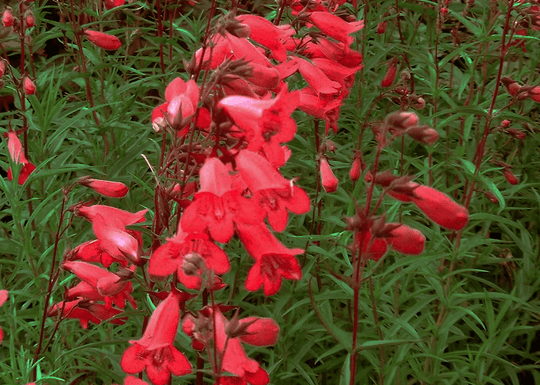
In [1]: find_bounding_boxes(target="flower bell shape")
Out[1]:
[84,30,122,50]
[148,226,230,289]
[48,299,126,329]
[386,224,425,255]
[218,85,298,163]
[236,150,310,232]
[121,290,191,385]
[237,222,303,296]
[308,11,364,46]
[180,157,264,243]
[236,14,291,62]
[411,185,469,231]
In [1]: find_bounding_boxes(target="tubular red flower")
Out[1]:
[236,14,290,62]
[121,290,191,385]
[84,30,122,50]
[386,224,425,255]
[308,11,364,46]
[411,186,469,231]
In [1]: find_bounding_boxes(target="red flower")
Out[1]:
[308,11,364,46]
[236,14,291,62]
[5,130,36,185]
[386,224,425,255]
[148,227,230,289]
[236,150,310,232]
[84,30,122,50]
[23,76,36,95]
[503,168,518,185]
[151,77,208,134]
[69,239,127,268]
[183,308,278,383]
[63,261,136,309]
[0,290,7,344]
[381,59,398,88]
[218,85,299,165]
[2,8,13,28]
[411,185,469,231]
[354,231,388,261]
[121,290,191,385]
[320,158,338,193]
[181,157,264,243]
[293,57,341,95]
[78,176,129,197]
[48,299,126,329]
[103,0,124,9]
[237,222,303,296]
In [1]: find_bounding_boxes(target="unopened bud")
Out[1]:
[377,20,387,34]
[23,76,36,95]
[406,125,439,144]
[25,11,35,28]
[413,96,425,110]
[0,60,6,78]
[502,168,518,185]
[386,111,419,130]
[506,128,526,140]
[501,119,511,128]
[2,8,14,28]
[381,59,397,88]
[320,158,338,193]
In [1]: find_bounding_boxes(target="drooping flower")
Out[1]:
[121,290,191,385]
[236,150,310,232]
[386,224,425,255]
[183,308,278,383]
[63,261,136,309]
[48,299,126,329]
[84,30,122,50]
[308,11,364,46]
[411,185,469,231]
[237,222,303,296]
[149,227,230,289]
[181,157,264,244]
[78,176,129,198]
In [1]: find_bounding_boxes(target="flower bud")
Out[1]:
[23,76,36,95]
[413,96,425,110]
[501,77,520,96]
[2,8,14,28]
[320,158,338,193]
[349,156,362,182]
[78,177,129,197]
[501,119,510,128]
[381,59,397,88]
[502,168,518,185]
[0,60,6,78]
[84,29,122,50]
[506,128,526,140]
[386,111,419,130]
[411,185,469,231]
[406,125,439,144]
[377,20,387,34]
[25,11,35,28]
[386,224,425,255]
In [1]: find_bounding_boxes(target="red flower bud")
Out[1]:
[377,20,388,34]
[387,224,425,255]
[320,158,338,193]
[406,125,439,144]
[0,60,6,78]
[412,185,469,231]
[25,11,35,28]
[2,8,14,28]
[78,177,129,197]
[349,156,362,182]
[528,86,540,102]
[501,119,510,128]
[386,111,419,130]
[502,168,518,185]
[84,30,122,50]
[23,76,36,95]
[506,128,526,140]
[381,59,397,88]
